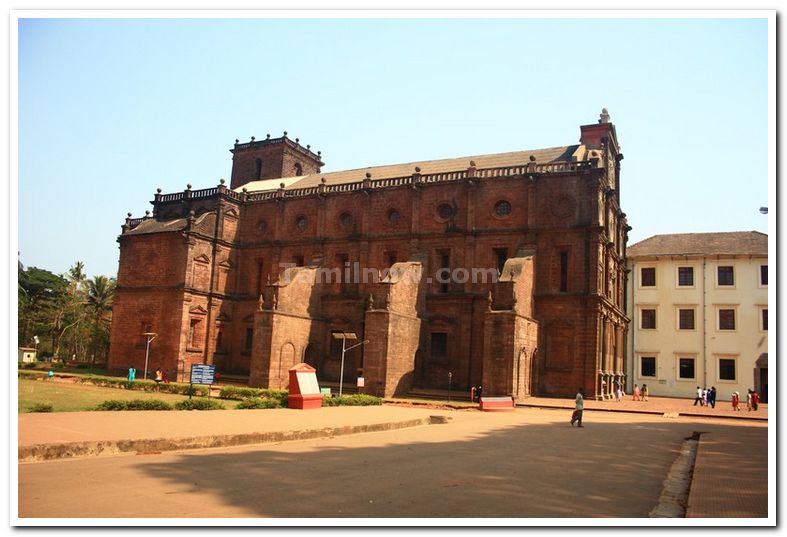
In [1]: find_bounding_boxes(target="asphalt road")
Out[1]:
[17,407,767,519]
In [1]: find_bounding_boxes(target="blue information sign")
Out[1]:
[190,364,216,385]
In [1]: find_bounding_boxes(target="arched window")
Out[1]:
[294,162,303,176]
[255,158,262,179]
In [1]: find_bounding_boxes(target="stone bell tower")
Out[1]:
[229,131,324,190]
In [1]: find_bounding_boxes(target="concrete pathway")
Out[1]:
[17,405,768,520]
[18,406,438,461]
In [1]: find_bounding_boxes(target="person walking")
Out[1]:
[732,391,740,411]
[615,382,622,402]
[704,387,710,407]
[752,390,760,411]
[746,389,753,411]
[128,367,136,382]
[641,384,649,402]
[570,388,584,427]
[633,384,641,401]
[710,386,717,409]
[693,386,703,406]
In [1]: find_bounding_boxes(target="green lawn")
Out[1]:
[18,379,241,413]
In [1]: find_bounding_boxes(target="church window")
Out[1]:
[430,332,448,357]
[245,328,254,353]
[387,208,401,224]
[339,212,353,228]
[437,203,455,221]
[493,248,508,275]
[560,250,569,292]
[494,200,512,217]
[255,158,262,179]
[294,162,303,176]
[296,216,307,231]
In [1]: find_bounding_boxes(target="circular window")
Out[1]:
[339,212,353,228]
[296,216,307,230]
[387,208,401,224]
[257,220,267,232]
[495,200,512,217]
[437,203,455,221]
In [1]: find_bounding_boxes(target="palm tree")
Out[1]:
[86,276,116,326]
[85,275,116,363]
[67,261,87,296]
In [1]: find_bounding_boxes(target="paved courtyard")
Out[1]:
[17,405,769,520]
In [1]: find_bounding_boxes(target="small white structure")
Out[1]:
[18,347,37,363]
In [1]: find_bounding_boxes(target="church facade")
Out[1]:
[108,110,630,399]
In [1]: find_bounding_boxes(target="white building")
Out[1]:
[626,232,768,402]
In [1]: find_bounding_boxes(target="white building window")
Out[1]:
[760,265,768,287]
[639,308,657,330]
[677,356,696,380]
[640,267,656,288]
[717,265,735,287]
[640,356,657,378]
[677,266,695,287]
[677,307,696,330]
[760,307,768,331]
[717,307,737,331]
[717,357,737,382]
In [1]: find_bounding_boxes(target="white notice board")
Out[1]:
[296,371,320,395]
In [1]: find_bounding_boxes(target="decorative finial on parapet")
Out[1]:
[235,138,239,144]
[145,210,150,217]
[283,130,288,137]
[272,293,278,310]
[487,290,493,310]
[599,108,610,124]
[415,166,421,173]
[307,144,311,149]
[295,137,300,143]
[219,178,225,185]
[280,182,286,189]
[321,177,327,184]
[258,294,265,311]
[251,136,255,141]
[266,133,271,139]
[127,212,132,218]
[367,294,375,311]
[186,183,192,190]
[317,151,321,156]
[156,188,162,194]
[365,172,372,179]
[242,187,247,193]
[529,155,536,162]
[470,161,476,167]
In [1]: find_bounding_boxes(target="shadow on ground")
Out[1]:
[18,410,768,519]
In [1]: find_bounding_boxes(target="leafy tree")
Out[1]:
[18,261,117,364]
[18,266,69,351]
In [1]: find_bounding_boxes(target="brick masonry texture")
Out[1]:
[109,115,630,399]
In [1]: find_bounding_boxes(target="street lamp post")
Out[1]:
[333,332,369,396]
[143,332,157,380]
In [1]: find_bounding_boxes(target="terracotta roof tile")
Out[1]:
[628,231,768,257]
[236,145,582,192]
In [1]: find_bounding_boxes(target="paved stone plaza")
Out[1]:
[17,403,768,520]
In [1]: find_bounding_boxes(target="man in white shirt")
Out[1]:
[570,388,584,427]
[693,386,703,406]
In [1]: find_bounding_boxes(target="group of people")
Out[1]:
[611,382,649,402]
[126,367,169,385]
[693,386,718,408]
[732,389,760,411]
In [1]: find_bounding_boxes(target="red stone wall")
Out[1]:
[114,127,629,398]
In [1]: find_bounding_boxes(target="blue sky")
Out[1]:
[17,16,770,279]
